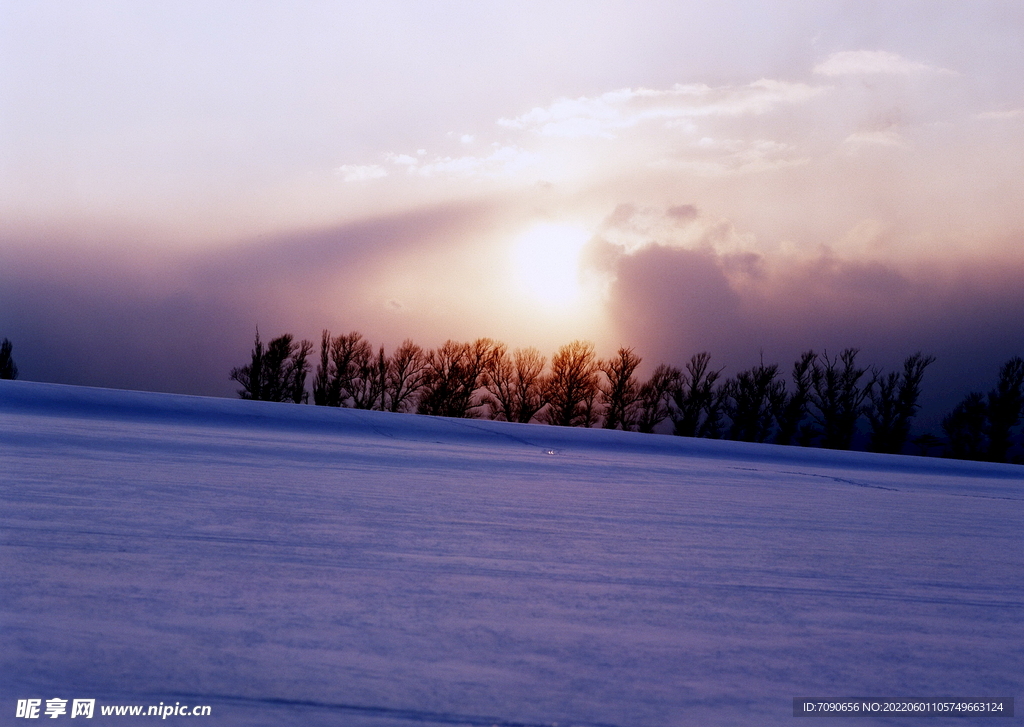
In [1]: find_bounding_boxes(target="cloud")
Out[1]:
[667,204,698,221]
[595,203,753,257]
[336,164,388,182]
[655,136,810,176]
[590,206,1024,427]
[4,199,1023,432]
[497,80,823,139]
[332,51,993,196]
[409,146,537,178]
[841,129,908,149]
[0,202,498,397]
[374,146,536,179]
[813,50,956,77]
[975,108,1024,121]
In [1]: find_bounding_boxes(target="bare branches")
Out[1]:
[599,347,642,431]
[540,340,600,427]
[723,362,784,443]
[773,351,816,446]
[417,339,497,418]
[943,356,1024,462]
[636,365,679,434]
[233,328,992,459]
[809,348,868,450]
[865,352,935,453]
[386,340,427,413]
[669,352,725,438]
[483,345,547,423]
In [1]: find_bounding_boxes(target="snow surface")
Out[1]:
[1,380,1021,726]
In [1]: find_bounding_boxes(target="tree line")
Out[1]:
[230,329,1024,464]
[3,330,1018,462]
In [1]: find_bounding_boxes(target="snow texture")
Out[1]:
[1,380,1021,726]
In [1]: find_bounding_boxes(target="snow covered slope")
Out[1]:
[2,380,1021,726]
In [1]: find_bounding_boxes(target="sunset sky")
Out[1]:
[2,1,1023,426]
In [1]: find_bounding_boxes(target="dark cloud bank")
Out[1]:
[0,202,493,398]
[2,205,1022,433]
[605,241,1024,431]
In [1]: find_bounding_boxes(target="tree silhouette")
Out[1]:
[231,330,311,402]
[724,361,784,443]
[984,356,1024,462]
[0,338,17,380]
[942,392,989,460]
[540,340,601,427]
[773,351,816,446]
[312,330,336,406]
[941,357,1024,462]
[226,321,989,460]
[636,364,680,434]
[287,339,314,403]
[669,352,725,438]
[313,331,372,407]
[385,339,428,413]
[349,344,388,410]
[482,344,547,423]
[864,352,935,454]
[231,329,266,400]
[418,339,497,418]
[809,348,868,449]
[599,347,642,430]
[314,332,427,412]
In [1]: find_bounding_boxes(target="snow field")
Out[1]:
[1,380,1021,726]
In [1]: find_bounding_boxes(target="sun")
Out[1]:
[510,223,592,308]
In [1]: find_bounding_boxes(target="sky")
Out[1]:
[2,1,1023,428]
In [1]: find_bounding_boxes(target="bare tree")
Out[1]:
[288,339,314,403]
[864,352,935,454]
[669,352,725,438]
[540,340,601,427]
[600,347,642,430]
[312,331,372,407]
[942,392,988,460]
[418,338,497,418]
[385,339,427,413]
[773,351,816,446]
[809,348,869,449]
[636,364,680,433]
[945,357,1024,462]
[348,344,388,410]
[984,356,1024,462]
[315,332,427,412]
[0,338,18,380]
[483,344,547,423]
[724,361,784,442]
[312,330,334,406]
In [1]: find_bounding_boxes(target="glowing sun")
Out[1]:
[510,223,592,308]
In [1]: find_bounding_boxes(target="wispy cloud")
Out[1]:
[497,80,823,139]
[656,137,810,176]
[336,164,388,182]
[334,79,824,186]
[975,108,1024,121]
[391,146,537,178]
[336,146,537,183]
[814,50,956,77]
[842,129,908,149]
